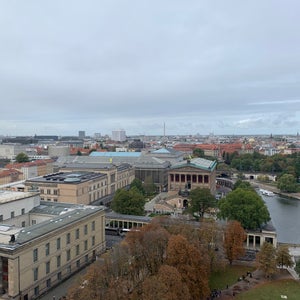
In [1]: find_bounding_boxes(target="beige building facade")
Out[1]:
[0,192,106,300]
[59,163,135,195]
[24,172,108,205]
[5,160,54,180]
[168,158,217,195]
[0,169,22,186]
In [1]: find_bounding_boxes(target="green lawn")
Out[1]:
[236,279,300,300]
[209,265,255,290]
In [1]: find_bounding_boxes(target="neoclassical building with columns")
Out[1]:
[168,158,217,196]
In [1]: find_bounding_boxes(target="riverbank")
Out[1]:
[250,180,300,201]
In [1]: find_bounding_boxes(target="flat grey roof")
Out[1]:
[106,211,152,223]
[0,190,38,204]
[0,201,105,249]
[26,171,106,184]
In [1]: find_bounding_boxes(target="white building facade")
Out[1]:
[112,129,126,142]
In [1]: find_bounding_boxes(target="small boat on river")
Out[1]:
[259,189,275,196]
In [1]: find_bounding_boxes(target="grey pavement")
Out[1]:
[38,267,87,300]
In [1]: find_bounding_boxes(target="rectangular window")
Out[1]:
[47,189,51,194]
[46,261,50,274]
[66,232,71,244]
[76,229,80,239]
[76,245,80,256]
[53,190,58,195]
[92,236,95,246]
[57,272,62,281]
[57,238,61,250]
[46,278,51,288]
[84,224,88,235]
[66,249,71,261]
[84,240,88,251]
[0,215,3,222]
[57,255,61,268]
[11,211,15,218]
[76,259,80,268]
[45,243,50,256]
[67,265,71,274]
[33,248,38,262]
[40,189,44,194]
[34,286,39,296]
[33,267,38,281]
[92,221,95,231]
[32,220,37,225]
[21,208,25,215]
[85,254,88,263]
[21,221,26,227]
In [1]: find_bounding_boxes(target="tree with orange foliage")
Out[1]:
[166,234,210,300]
[67,261,112,300]
[124,222,170,277]
[256,242,277,278]
[142,265,190,300]
[198,219,225,272]
[223,220,246,265]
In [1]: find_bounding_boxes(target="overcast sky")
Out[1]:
[0,1,300,137]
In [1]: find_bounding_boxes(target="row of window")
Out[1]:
[40,197,58,202]
[33,257,87,297]
[1,208,26,221]
[89,181,107,191]
[88,189,108,202]
[33,221,95,262]
[40,189,58,195]
[169,174,210,183]
[34,242,93,281]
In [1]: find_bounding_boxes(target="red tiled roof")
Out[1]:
[0,168,23,178]
[173,144,196,151]
[5,159,54,169]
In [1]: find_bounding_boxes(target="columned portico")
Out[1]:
[168,158,217,195]
[245,223,277,250]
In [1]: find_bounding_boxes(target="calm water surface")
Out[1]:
[262,193,300,244]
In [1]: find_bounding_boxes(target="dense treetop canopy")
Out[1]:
[218,187,270,230]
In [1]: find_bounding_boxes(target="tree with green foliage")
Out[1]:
[130,178,145,195]
[277,173,298,193]
[276,245,293,269]
[77,150,82,156]
[193,148,205,158]
[295,259,300,276]
[189,187,216,219]
[218,188,270,230]
[256,242,277,278]
[233,179,252,190]
[143,176,157,195]
[111,188,146,215]
[15,152,29,163]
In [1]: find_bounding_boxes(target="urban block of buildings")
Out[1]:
[0,190,106,300]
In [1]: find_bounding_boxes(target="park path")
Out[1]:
[218,268,294,299]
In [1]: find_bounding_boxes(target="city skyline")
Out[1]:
[0,1,300,137]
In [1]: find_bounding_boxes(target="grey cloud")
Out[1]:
[0,1,300,136]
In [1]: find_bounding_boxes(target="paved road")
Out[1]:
[39,267,87,300]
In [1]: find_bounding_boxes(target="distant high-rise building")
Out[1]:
[94,133,101,139]
[78,131,85,139]
[112,129,126,142]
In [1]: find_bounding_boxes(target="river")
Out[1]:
[261,193,300,244]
